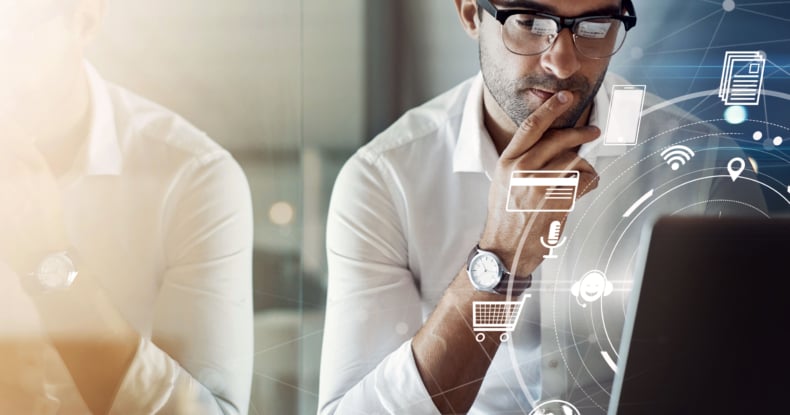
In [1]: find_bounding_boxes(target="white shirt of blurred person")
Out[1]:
[0,1,252,414]
[319,0,765,414]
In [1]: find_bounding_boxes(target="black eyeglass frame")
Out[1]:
[477,0,638,58]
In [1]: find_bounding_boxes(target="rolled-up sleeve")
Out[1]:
[109,152,253,415]
[318,154,439,415]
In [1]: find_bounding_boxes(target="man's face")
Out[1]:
[0,1,83,133]
[479,0,620,129]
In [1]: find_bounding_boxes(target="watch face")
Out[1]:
[36,254,78,290]
[469,253,502,290]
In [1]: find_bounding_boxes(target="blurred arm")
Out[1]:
[32,152,254,415]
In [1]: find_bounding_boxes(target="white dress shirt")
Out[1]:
[28,64,254,414]
[320,73,765,414]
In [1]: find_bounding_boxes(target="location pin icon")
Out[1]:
[727,157,746,182]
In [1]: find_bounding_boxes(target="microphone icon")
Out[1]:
[540,220,567,259]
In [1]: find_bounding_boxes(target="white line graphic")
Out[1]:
[623,189,655,218]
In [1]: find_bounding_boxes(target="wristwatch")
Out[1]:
[23,251,79,295]
[466,245,532,295]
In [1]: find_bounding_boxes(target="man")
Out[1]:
[319,0,764,414]
[0,1,252,413]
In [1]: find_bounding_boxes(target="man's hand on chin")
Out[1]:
[481,90,600,276]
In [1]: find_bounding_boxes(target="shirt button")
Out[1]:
[548,359,559,368]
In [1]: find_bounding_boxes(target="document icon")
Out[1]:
[719,51,766,106]
[506,171,579,213]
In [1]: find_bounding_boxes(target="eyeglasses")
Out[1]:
[477,0,637,59]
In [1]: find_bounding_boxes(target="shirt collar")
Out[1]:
[452,72,628,178]
[453,74,499,179]
[80,62,123,176]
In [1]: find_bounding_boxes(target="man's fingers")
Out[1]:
[502,90,574,160]
[521,126,600,168]
[544,152,600,197]
[544,151,593,172]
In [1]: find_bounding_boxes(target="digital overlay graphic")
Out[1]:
[506,171,580,213]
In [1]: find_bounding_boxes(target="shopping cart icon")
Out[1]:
[472,295,531,343]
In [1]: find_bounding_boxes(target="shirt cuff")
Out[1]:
[373,340,441,414]
[108,337,179,414]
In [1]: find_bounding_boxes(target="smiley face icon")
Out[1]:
[528,399,580,415]
[571,270,613,307]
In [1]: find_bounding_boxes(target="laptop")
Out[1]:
[609,216,790,414]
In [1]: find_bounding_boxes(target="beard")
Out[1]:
[479,41,607,129]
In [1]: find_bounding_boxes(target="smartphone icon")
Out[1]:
[604,85,646,146]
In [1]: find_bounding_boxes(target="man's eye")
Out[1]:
[514,17,535,28]
[527,18,557,36]
[576,21,612,39]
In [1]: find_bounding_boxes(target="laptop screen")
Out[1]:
[610,216,790,414]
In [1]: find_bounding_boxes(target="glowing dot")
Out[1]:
[753,131,763,141]
[773,136,784,146]
[268,201,294,226]
[722,0,735,12]
[723,105,747,124]
[395,322,409,335]
[671,163,680,171]
[630,47,644,60]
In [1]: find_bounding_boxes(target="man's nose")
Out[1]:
[539,29,581,80]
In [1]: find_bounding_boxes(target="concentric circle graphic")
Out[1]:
[506,89,790,412]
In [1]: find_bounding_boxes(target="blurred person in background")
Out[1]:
[0,0,253,413]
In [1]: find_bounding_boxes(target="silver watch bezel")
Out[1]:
[30,251,79,292]
[467,249,505,293]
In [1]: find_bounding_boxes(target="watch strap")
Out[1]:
[494,271,532,296]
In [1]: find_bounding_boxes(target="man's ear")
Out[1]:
[454,0,481,40]
[71,0,106,46]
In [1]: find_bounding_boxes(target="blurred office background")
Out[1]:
[89,1,477,413]
[87,2,309,414]
[86,0,789,414]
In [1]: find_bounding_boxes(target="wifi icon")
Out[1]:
[661,145,696,171]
